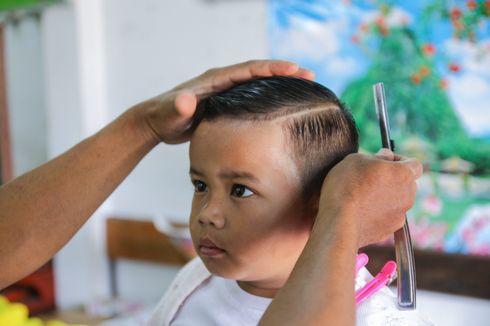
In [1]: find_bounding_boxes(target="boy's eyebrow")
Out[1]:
[189,167,204,176]
[189,167,260,183]
[218,170,260,183]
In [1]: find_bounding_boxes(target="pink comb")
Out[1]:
[355,253,369,274]
[355,260,397,305]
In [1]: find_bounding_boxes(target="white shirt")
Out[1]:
[171,276,272,326]
[148,258,434,326]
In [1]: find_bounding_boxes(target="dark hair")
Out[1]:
[192,76,359,198]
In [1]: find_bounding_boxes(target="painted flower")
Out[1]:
[411,73,421,84]
[419,65,431,77]
[446,205,490,255]
[467,0,477,10]
[422,194,443,215]
[448,62,461,72]
[450,7,463,20]
[422,43,436,56]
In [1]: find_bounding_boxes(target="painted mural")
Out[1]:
[268,0,490,255]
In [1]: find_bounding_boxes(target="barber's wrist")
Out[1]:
[122,103,162,150]
[313,204,360,251]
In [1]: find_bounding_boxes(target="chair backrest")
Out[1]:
[106,217,190,297]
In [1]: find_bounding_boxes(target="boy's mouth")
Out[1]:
[199,238,226,257]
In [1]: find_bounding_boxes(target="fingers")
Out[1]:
[177,60,315,99]
[264,60,301,75]
[375,148,423,179]
[219,60,314,85]
[393,153,404,161]
[291,68,315,80]
[400,158,423,179]
[155,60,314,144]
[244,60,298,77]
[267,61,315,80]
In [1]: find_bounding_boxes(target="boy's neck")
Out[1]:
[236,280,281,298]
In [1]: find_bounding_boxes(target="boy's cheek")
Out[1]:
[188,216,200,242]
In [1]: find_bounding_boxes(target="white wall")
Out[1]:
[41,1,113,309]
[5,15,47,177]
[38,0,267,309]
[103,0,268,220]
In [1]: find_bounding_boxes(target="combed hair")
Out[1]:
[192,76,359,198]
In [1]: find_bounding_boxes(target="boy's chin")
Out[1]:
[200,256,246,280]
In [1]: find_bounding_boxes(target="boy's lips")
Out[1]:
[199,238,226,257]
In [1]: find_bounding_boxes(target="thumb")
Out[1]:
[375,148,395,161]
[174,91,198,118]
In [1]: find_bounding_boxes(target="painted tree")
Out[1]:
[341,2,490,173]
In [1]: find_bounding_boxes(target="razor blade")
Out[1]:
[373,82,416,310]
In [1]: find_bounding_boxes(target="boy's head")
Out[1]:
[192,76,358,198]
[188,76,358,296]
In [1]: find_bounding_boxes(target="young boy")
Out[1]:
[149,77,432,325]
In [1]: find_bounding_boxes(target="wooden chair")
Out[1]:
[106,217,191,297]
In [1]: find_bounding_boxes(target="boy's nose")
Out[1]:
[197,199,225,229]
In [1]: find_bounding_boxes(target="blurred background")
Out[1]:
[0,0,489,325]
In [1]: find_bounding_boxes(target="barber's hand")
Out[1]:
[317,149,423,248]
[134,60,314,144]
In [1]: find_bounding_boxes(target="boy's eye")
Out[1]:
[193,180,208,193]
[231,184,254,198]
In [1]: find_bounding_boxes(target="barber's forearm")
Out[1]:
[260,206,358,326]
[0,107,157,289]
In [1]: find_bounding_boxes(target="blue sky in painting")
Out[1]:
[267,0,490,137]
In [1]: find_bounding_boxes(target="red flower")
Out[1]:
[448,62,461,72]
[374,16,389,36]
[451,7,463,20]
[420,65,431,77]
[411,74,421,84]
[467,0,477,10]
[422,43,436,56]
[379,26,390,36]
[351,35,360,44]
